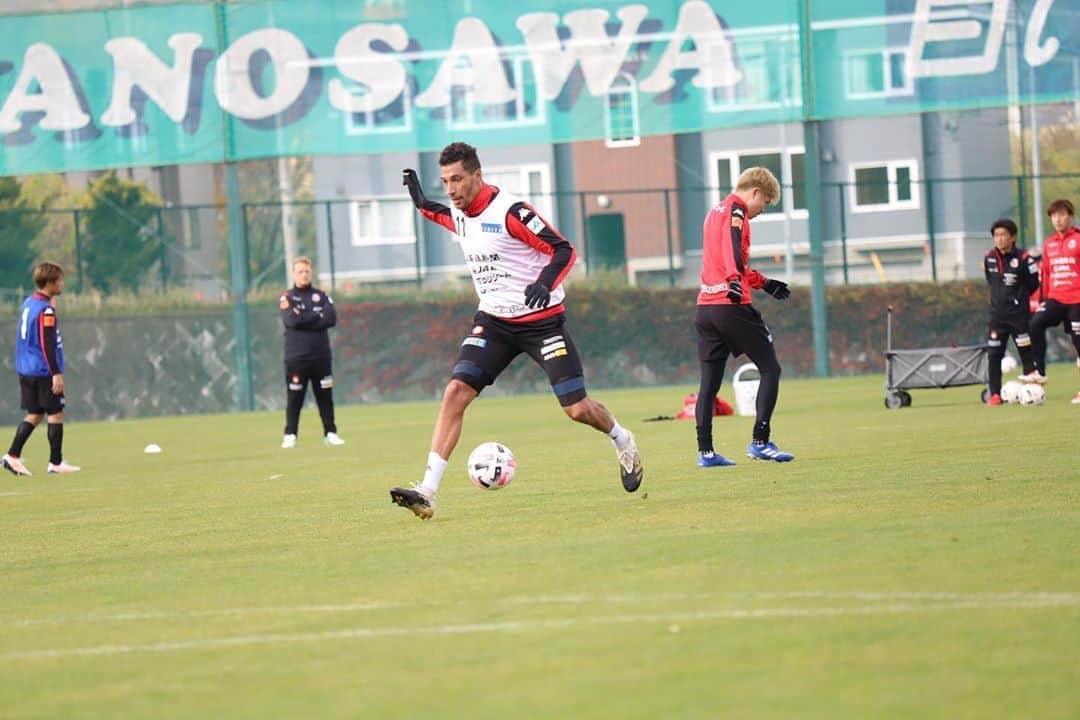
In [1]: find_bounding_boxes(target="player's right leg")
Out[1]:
[1022,300,1063,383]
[282,364,308,448]
[45,410,79,474]
[986,323,1006,403]
[694,306,735,468]
[391,315,516,520]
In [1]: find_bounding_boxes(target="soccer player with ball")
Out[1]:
[982,218,1039,406]
[389,142,643,520]
[1023,198,1080,404]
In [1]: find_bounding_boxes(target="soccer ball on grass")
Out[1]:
[1000,380,1023,404]
[1017,383,1045,406]
[467,442,516,490]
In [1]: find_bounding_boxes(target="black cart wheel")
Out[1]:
[884,392,904,410]
[900,391,913,407]
[980,388,990,404]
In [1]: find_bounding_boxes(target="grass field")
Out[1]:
[2,371,1079,719]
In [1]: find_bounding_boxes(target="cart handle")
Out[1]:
[886,306,893,354]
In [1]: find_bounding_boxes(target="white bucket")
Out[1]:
[732,362,760,417]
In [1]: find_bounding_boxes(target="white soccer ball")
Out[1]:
[1000,354,1018,373]
[1018,383,1045,406]
[1000,380,1023,404]
[467,442,516,490]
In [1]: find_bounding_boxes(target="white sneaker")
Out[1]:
[615,432,643,493]
[324,432,345,446]
[47,461,80,474]
[281,434,297,449]
[2,453,32,476]
[1018,370,1048,384]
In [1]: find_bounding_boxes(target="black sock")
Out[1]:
[8,421,36,457]
[752,420,770,444]
[47,424,63,465]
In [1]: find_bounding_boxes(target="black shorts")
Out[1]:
[987,313,1031,345]
[451,311,587,406]
[285,356,334,393]
[695,304,775,364]
[19,375,65,415]
[1032,299,1080,337]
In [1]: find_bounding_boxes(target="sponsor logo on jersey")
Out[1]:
[279,295,290,310]
[319,375,333,389]
[481,222,503,233]
[543,348,568,360]
[541,335,563,346]
[471,325,484,335]
[526,216,545,234]
[1010,258,1019,268]
[518,207,530,219]
[990,330,998,339]
[312,293,320,302]
[462,337,488,348]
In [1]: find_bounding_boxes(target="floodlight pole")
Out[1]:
[798,0,830,377]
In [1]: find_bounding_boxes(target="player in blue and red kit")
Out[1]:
[2,262,80,476]
[389,142,642,519]
[694,167,793,467]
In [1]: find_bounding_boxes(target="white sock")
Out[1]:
[608,420,631,451]
[420,452,448,495]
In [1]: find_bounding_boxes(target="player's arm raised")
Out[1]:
[506,202,576,309]
[403,168,455,233]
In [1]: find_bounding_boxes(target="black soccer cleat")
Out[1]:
[617,433,643,493]
[390,485,435,520]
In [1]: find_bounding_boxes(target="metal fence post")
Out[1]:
[578,191,589,275]
[663,189,675,288]
[837,183,849,285]
[924,178,938,282]
[156,206,167,291]
[72,208,83,294]
[324,201,336,291]
[1016,175,1027,246]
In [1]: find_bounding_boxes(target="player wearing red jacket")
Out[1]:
[1022,198,1080,403]
[694,167,793,466]
[389,142,643,520]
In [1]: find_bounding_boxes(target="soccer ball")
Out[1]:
[1018,383,1045,406]
[1000,380,1023,404]
[467,442,516,490]
[1000,354,1018,373]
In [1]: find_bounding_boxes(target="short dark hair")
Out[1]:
[33,262,63,290]
[1047,198,1075,217]
[439,142,481,171]
[990,218,1017,237]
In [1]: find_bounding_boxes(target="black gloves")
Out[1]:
[725,278,743,304]
[402,168,425,208]
[763,278,791,300]
[524,282,551,309]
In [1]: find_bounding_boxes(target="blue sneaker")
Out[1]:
[746,441,794,462]
[698,451,736,468]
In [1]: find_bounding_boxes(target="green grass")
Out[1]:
[2,373,1079,719]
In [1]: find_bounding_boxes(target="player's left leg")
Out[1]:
[42,380,77,474]
[737,308,793,463]
[526,319,643,492]
[694,305,736,467]
[282,364,308,448]
[310,357,343,445]
[1066,304,1080,404]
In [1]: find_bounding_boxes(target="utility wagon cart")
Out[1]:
[883,306,989,409]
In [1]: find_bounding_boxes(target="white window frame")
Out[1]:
[706,33,801,113]
[482,163,555,225]
[708,147,809,222]
[339,83,413,136]
[447,54,545,130]
[843,47,914,100]
[348,196,416,247]
[849,160,921,213]
[604,72,641,148]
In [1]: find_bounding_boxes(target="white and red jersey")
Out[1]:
[419,184,576,321]
[697,193,766,306]
[1040,226,1080,304]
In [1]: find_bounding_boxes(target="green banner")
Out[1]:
[0,0,1076,175]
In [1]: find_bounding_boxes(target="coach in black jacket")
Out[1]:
[983,218,1039,404]
[279,256,343,448]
